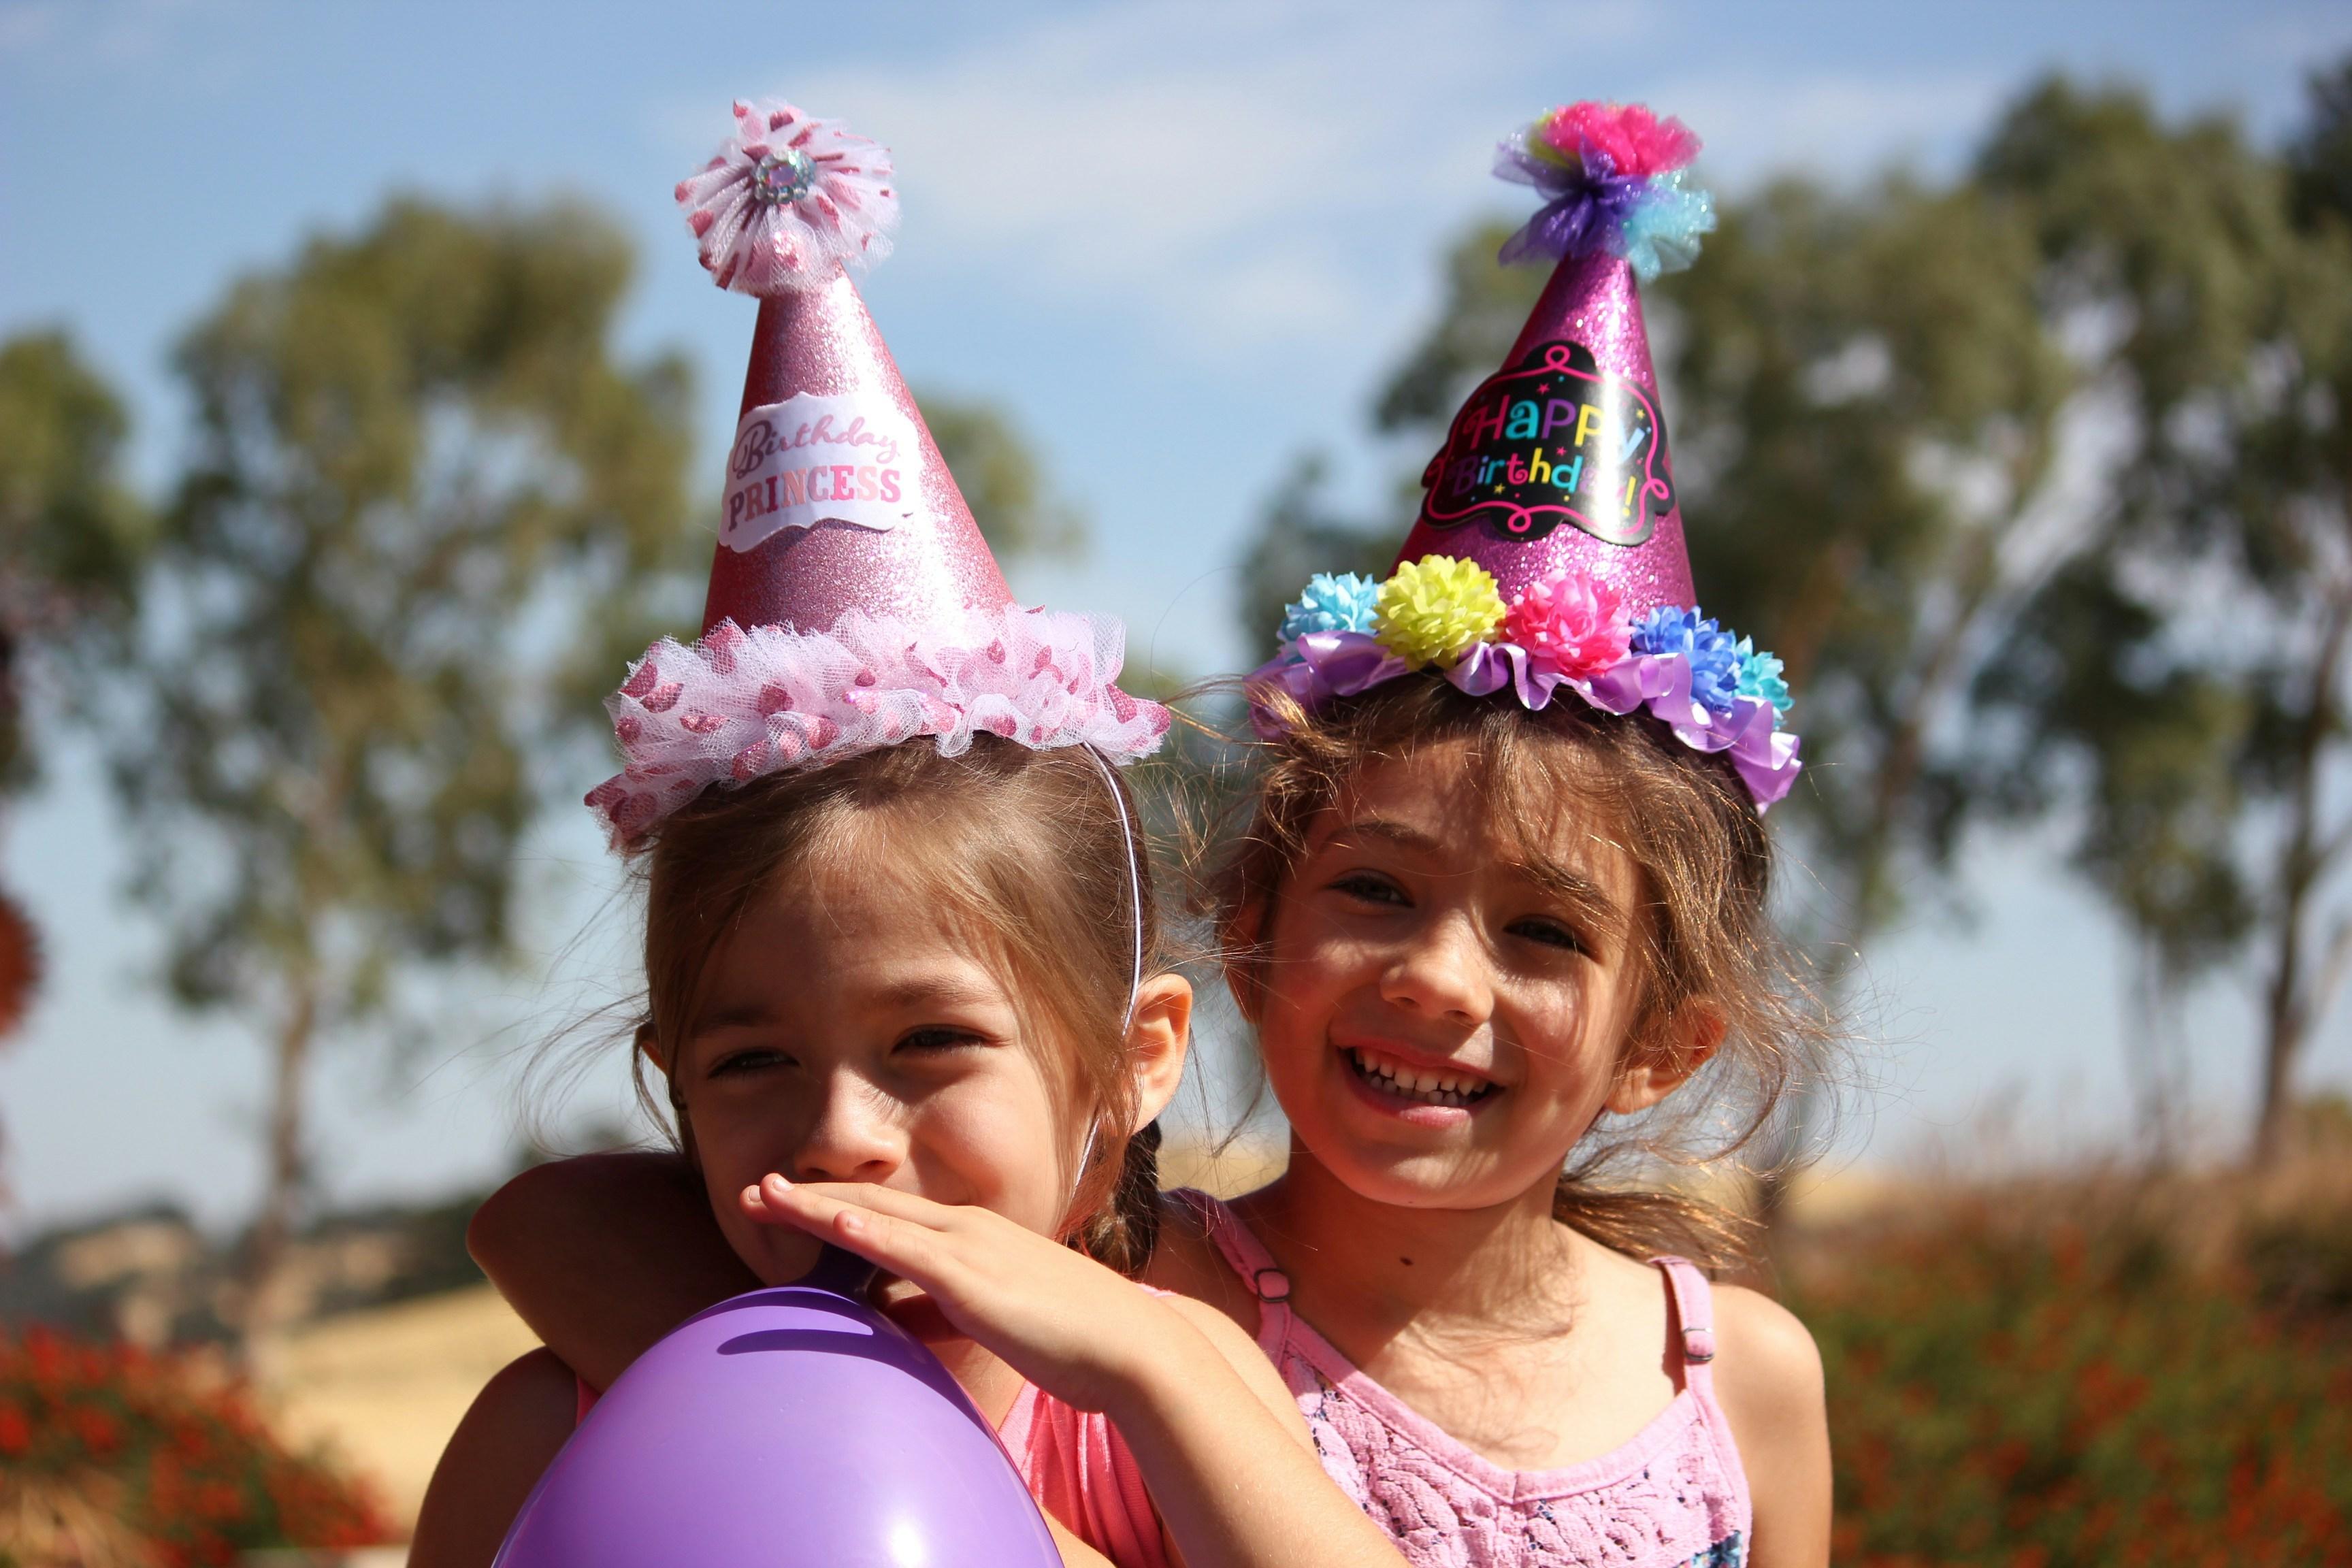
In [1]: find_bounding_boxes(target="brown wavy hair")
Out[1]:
[1200,674,1830,1273]
[630,736,1166,1276]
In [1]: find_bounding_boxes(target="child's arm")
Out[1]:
[467,1152,760,1389]
[409,1350,578,1568]
[752,1177,1411,1568]
[1712,1286,1832,1568]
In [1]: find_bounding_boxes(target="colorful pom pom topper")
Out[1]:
[1250,104,1796,808]
[585,101,1168,848]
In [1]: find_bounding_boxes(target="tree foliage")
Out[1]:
[116,197,696,1332]
[0,330,148,791]
[0,330,150,1047]
[1976,71,2352,1162]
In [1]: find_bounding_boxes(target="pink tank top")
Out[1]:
[1182,1191,1751,1568]
[996,1377,1168,1568]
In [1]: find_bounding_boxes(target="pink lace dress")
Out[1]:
[1181,1191,1750,1568]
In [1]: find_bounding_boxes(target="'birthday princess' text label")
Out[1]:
[722,392,919,551]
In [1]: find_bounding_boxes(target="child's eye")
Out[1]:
[710,1046,793,1077]
[1330,871,1410,907]
[896,1025,985,1054]
[1507,916,1589,955]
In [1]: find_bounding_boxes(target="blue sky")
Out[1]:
[4,0,2351,1231]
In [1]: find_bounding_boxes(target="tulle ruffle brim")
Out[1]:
[587,605,1170,847]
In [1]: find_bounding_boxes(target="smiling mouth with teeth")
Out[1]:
[1344,1047,1499,1109]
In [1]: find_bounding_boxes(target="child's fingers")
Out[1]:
[758,1181,961,1291]
[762,1176,972,1234]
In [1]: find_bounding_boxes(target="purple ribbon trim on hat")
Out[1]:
[1249,635,1801,809]
[1245,632,1407,738]
[1568,654,1801,806]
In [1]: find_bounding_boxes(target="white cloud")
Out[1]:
[653,2,2008,372]
[675,2,1619,362]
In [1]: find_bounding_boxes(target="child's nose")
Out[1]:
[1379,913,1495,1024]
[789,1073,905,1183]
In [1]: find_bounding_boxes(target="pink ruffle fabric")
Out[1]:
[676,99,898,295]
[587,604,1169,847]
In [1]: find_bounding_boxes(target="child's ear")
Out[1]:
[1126,972,1194,1129]
[1606,1004,1726,1115]
[636,1019,671,1081]
[1222,902,1267,1026]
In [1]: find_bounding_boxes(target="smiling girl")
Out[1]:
[1127,99,1831,1566]
[1139,674,1831,1567]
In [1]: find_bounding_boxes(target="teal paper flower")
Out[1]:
[1279,572,1383,641]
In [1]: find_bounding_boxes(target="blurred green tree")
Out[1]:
[117,197,696,1342]
[1978,68,2352,1164]
[0,330,149,789]
[0,330,150,1042]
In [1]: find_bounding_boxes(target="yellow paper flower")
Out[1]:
[1373,556,1506,668]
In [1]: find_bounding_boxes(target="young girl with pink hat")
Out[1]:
[410,101,1412,1568]
[466,101,1834,1568]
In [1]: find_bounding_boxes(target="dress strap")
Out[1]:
[1652,1255,1719,1396]
[1175,1189,1294,1311]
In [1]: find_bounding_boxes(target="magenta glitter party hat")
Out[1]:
[585,100,1168,847]
[1247,101,1799,808]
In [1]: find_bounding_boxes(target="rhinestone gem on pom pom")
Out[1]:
[753,148,817,206]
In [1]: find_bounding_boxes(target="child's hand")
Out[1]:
[740,1175,1183,1416]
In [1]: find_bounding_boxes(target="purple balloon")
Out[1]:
[493,1248,1061,1567]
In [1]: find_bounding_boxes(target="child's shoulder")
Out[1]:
[1705,1281,1826,1442]
[1709,1284,1823,1387]
[1141,1190,1264,1327]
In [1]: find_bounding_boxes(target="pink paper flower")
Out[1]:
[1533,102,1700,179]
[676,100,898,296]
[1503,573,1633,679]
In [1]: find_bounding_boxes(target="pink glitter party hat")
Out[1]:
[1247,102,1800,808]
[585,101,1168,847]
[1392,101,1713,612]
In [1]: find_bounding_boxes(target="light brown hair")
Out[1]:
[632,736,1165,1276]
[1202,674,1830,1272]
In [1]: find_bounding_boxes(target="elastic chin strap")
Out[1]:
[1076,745,1145,1200]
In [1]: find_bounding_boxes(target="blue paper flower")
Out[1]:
[1619,172,1716,281]
[1631,606,1742,713]
[1280,572,1383,641]
[1735,637,1792,728]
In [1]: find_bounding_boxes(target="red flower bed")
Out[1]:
[0,1326,391,1567]
[1793,1181,2352,1566]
